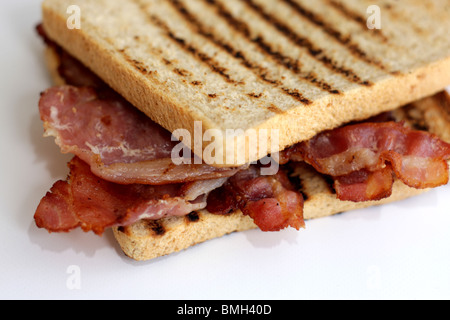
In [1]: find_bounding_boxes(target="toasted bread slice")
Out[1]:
[41,0,450,166]
[112,172,425,261]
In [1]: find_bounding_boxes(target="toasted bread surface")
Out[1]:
[42,0,450,166]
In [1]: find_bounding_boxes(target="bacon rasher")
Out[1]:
[283,122,450,202]
[34,157,227,235]
[206,166,305,231]
[39,86,240,185]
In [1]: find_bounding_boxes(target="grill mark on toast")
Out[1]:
[145,220,166,236]
[117,226,131,236]
[169,0,321,103]
[327,0,389,43]
[267,104,285,114]
[204,0,344,94]
[241,0,371,86]
[108,32,208,91]
[136,5,242,85]
[186,212,201,223]
[251,35,342,94]
[191,80,203,86]
[281,88,311,104]
[117,48,154,76]
[248,92,263,98]
[281,0,388,72]
[173,68,192,77]
[170,0,316,104]
[119,220,166,237]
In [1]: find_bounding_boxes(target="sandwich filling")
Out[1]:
[34,27,450,235]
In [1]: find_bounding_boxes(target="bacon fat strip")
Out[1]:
[39,86,240,185]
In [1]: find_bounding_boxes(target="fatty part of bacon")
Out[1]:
[34,157,227,235]
[206,166,305,232]
[284,122,450,202]
[38,86,240,185]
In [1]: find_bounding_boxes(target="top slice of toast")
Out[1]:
[42,0,450,166]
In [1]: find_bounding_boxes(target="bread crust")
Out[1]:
[41,0,450,167]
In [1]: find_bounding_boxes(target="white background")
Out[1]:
[0,0,449,300]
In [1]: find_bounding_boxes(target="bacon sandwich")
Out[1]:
[34,0,450,261]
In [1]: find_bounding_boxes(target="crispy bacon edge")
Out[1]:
[283,122,450,202]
